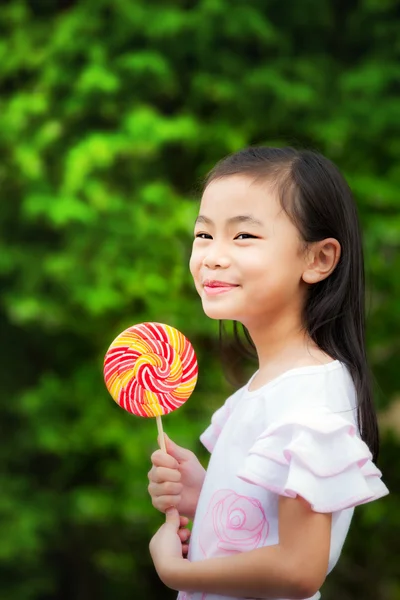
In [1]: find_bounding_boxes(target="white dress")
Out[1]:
[177,361,389,600]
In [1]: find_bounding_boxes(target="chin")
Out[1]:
[203,309,226,320]
[201,301,238,321]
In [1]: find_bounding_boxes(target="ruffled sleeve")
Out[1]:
[237,410,389,513]
[200,402,230,453]
[200,388,243,453]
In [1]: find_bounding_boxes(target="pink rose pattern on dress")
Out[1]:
[199,489,269,557]
[178,491,268,599]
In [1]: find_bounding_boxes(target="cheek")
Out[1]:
[241,254,269,277]
[189,247,200,279]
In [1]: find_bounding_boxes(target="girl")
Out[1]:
[147,147,389,600]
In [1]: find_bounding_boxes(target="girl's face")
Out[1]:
[189,175,308,330]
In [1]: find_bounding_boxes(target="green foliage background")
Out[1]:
[0,0,399,598]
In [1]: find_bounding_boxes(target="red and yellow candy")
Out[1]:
[103,322,198,417]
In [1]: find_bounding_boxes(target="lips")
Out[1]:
[203,280,238,288]
[202,280,239,296]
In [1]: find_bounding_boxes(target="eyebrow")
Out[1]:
[195,214,264,227]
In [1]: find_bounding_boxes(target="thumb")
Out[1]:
[165,507,180,529]
[164,434,191,462]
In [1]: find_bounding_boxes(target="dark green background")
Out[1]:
[0,1,399,598]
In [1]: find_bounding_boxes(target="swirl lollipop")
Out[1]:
[103,322,198,451]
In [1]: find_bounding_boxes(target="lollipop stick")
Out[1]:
[156,415,167,452]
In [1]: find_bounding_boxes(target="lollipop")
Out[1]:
[103,322,198,451]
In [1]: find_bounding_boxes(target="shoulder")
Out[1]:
[263,361,357,416]
[211,382,248,420]
[200,382,248,453]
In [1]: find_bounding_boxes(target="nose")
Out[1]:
[202,242,230,269]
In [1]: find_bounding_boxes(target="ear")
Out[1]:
[302,238,341,284]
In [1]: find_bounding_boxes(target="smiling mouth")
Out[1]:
[203,282,239,296]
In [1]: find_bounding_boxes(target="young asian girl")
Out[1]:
[147,147,389,600]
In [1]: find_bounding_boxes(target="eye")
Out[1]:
[235,233,258,240]
[195,233,212,239]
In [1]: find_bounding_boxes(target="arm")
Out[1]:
[150,495,332,599]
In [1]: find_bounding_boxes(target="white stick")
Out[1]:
[156,415,167,452]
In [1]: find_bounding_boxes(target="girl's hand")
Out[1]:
[148,435,206,519]
[149,508,192,589]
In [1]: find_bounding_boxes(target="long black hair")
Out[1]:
[205,146,379,462]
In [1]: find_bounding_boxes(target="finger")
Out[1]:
[179,516,190,527]
[177,528,191,542]
[151,450,179,469]
[177,528,190,540]
[149,466,181,484]
[165,507,180,529]
[148,481,183,498]
[164,434,193,462]
[182,543,189,555]
[151,494,182,512]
